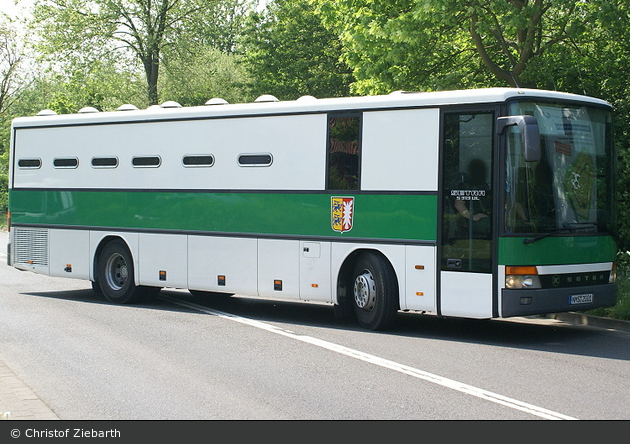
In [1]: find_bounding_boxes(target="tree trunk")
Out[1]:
[143,53,160,105]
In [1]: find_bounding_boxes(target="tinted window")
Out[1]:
[92,157,119,168]
[53,157,79,168]
[183,155,215,167]
[132,156,161,167]
[441,112,494,273]
[238,154,273,166]
[327,114,361,190]
[17,158,41,169]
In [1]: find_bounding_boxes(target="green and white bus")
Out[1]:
[6,88,618,330]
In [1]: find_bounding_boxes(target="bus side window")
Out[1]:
[327,114,361,190]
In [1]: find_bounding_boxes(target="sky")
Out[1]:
[1,0,34,38]
[1,0,34,19]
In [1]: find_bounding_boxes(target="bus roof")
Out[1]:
[12,87,612,129]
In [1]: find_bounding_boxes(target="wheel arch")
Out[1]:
[92,234,138,286]
[334,247,401,311]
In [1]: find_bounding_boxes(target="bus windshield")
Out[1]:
[504,101,614,236]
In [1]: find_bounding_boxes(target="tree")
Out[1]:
[0,17,26,214]
[159,46,251,106]
[315,0,591,94]
[31,0,254,105]
[243,0,353,100]
[578,1,630,252]
[0,18,24,119]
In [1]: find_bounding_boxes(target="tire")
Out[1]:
[96,239,142,304]
[91,280,102,295]
[351,252,399,331]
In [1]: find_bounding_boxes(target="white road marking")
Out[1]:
[160,295,577,420]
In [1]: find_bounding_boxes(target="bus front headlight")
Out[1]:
[505,266,542,289]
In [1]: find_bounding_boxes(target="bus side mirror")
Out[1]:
[497,115,541,162]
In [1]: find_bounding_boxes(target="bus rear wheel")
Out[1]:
[97,239,143,304]
[351,252,398,331]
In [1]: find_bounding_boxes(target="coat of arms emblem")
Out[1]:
[331,197,354,233]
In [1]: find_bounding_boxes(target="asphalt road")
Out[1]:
[1,231,630,420]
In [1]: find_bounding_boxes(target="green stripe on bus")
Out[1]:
[9,190,438,241]
[498,236,616,265]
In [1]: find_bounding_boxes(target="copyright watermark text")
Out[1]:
[9,428,121,439]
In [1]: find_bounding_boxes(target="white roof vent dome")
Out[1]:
[254,94,279,103]
[117,104,139,111]
[296,95,317,102]
[78,106,99,114]
[160,100,182,109]
[36,109,57,116]
[205,98,229,105]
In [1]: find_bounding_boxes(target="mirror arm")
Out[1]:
[497,115,541,162]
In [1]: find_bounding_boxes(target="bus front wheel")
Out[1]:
[97,239,143,304]
[351,252,398,331]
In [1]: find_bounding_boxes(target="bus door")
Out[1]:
[439,111,495,318]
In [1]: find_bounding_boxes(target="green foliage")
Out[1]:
[0,150,7,216]
[587,252,630,321]
[8,62,147,115]
[31,0,253,104]
[242,0,353,100]
[314,0,594,94]
[160,47,251,106]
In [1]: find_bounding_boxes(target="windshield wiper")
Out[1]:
[562,222,597,232]
[522,228,568,244]
[522,222,596,245]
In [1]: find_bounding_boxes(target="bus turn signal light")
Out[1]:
[505,266,538,275]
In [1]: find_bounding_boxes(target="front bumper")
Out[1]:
[502,283,617,317]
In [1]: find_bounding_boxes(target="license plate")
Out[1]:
[570,293,594,305]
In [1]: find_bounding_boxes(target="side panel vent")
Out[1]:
[13,228,49,266]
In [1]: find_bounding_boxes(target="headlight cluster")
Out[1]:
[505,274,541,289]
[505,266,541,289]
[505,265,616,289]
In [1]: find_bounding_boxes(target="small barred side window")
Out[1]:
[53,157,79,169]
[183,155,215,167]
[238,153,273,167]
[17,158,42,169]
[92,157,119,168]
[132,156,161,168]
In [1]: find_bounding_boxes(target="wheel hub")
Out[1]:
[354,270,376,311]
[106,253,128,291]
